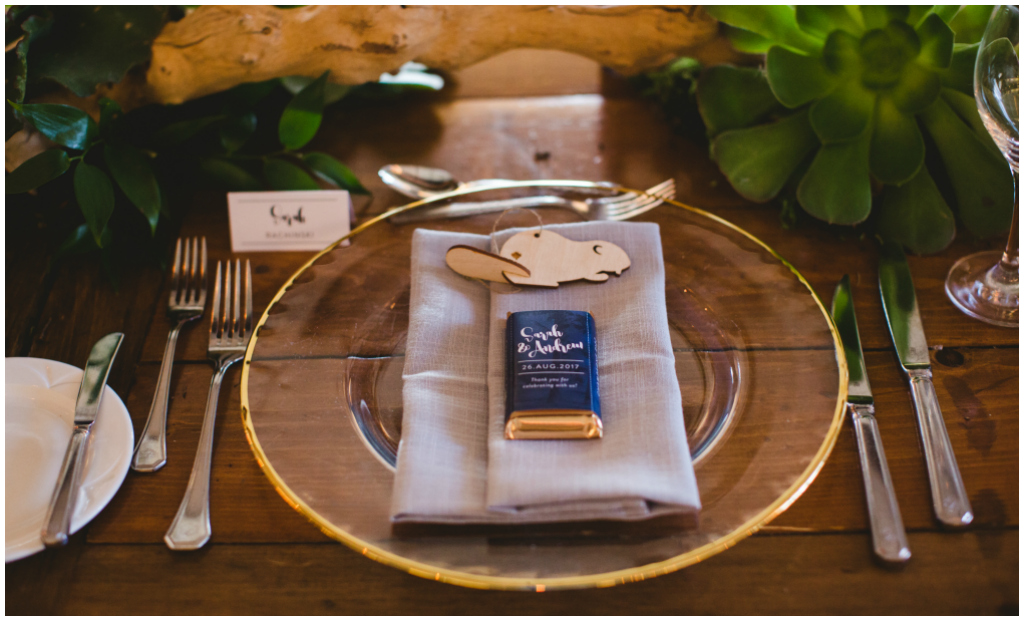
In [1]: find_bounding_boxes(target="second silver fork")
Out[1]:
[165,259,252,551]
[132,237,207,472]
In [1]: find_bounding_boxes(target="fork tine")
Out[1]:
[608,188,676,220]
[189,237,200,304]
[210,261,223,339]
[198,237,208,303]
[183,237,193,303]
[244,260,253,336]
[604,182,675,216]
[224,260,234,338]
[170,238,183,305]
[602,179,674,206]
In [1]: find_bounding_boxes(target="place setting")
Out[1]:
[4,4,1017,614]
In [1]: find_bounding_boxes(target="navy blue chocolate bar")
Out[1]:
[504,310,602,440]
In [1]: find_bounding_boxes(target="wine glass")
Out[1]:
[945,5,1019,327]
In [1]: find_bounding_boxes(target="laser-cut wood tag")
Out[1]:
[445,229,630,288]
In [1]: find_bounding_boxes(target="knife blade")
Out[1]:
[831,275,910,563]
[878,241,973,527]
[41,332,124,547]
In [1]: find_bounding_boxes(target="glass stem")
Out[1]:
[999,171,1019,272]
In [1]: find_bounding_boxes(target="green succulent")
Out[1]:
[698,5,1014,254]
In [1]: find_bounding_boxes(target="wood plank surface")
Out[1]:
[7,531,1018,615]
[5,49,1017,615]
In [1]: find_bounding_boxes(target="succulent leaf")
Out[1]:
[870,96,925,185]
[877,166,956,254]
[704,6,823,53]
[810,80,876,143]
[890,61,942,113]
[711,109,818,202]
[696,65,782,138]
[940,88,1002,155]
[939,43,979,94]
[766,46,836,108]
[795,6,863,38]
[857,6,910,30]
[859,22,920,89]
[822,29,861,74]
[949,5,996,44]
[723,26,774,53]
[926,5,963,24]
[919,97,1014,237]
[797,130,873,224]
[916,13,955,68]
[906,6,935,27]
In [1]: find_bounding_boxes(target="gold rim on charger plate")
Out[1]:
[239,181,850,591]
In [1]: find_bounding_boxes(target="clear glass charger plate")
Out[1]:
[240,184,847,590]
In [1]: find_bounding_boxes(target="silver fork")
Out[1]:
[165,259,252,551]
[388,179,676,224]
[132,237,207,472]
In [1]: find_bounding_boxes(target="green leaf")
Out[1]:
[722,26,774,54]
[919,97,1014,237]
[104,142,161,234]
[53,223,105,262]
[279,70,329,150]
[795,6,863,38]
[889,61,942,113]
[859,22,921,90]
[264,158,320,190]
[5,148,70,193]
[927,5,962,24]
[199,158,263,191]
[877,167,956,254]
[29,6,167,97]
[822,29,861,74]
[151,116,224,147]
[916,13,955,68]
[11,102,98,149]
[302,152,369,194]
[224,79,280,107]
[280,75,351,105]
[696,65,782,138]
[73,162,116,246]
[857,6,909,30]
[7,39,28,104]
[796,130,872,225]
[98,98,122,130]
[948,5,995,44]
[809,80,876,143]
[704,6,823,54]
[870,96,925,185]
[939,43,979,95]
[219,112,257,154]
[940,88,1001,154]
[711,109,819,202]
[766,46,836,108]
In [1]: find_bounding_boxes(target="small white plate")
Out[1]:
[5,357,134,562]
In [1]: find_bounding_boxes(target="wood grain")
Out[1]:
[7,531,1017,615]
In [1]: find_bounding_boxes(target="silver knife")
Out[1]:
[832,275,911,563]
[878,241,973,527]
[41,332,124,547]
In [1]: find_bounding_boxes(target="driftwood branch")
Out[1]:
[142,5,722,104]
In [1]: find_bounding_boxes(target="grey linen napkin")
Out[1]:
[390,222,700,524]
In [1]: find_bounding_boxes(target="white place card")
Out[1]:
[227,190,352,252]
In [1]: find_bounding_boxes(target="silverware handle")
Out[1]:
[164,363,230,550]
[132,322,184,472]
[389,195,566,224]
[850,404,911,563]
[42,426,90,547]
[907,368,973,527]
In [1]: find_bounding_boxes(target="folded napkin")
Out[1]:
[391,222,700,524]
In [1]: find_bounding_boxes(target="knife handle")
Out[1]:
[41,425,91,547]
[907,368,973,527]
[850,404,911,564]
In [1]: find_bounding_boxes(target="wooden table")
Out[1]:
[6,51,1018,615]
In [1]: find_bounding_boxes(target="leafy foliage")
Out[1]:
[6,6,438,273]
[695,5,1013,254]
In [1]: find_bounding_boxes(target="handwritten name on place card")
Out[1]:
[227,190,351,252]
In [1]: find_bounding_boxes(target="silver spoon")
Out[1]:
[378,164,514,199]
